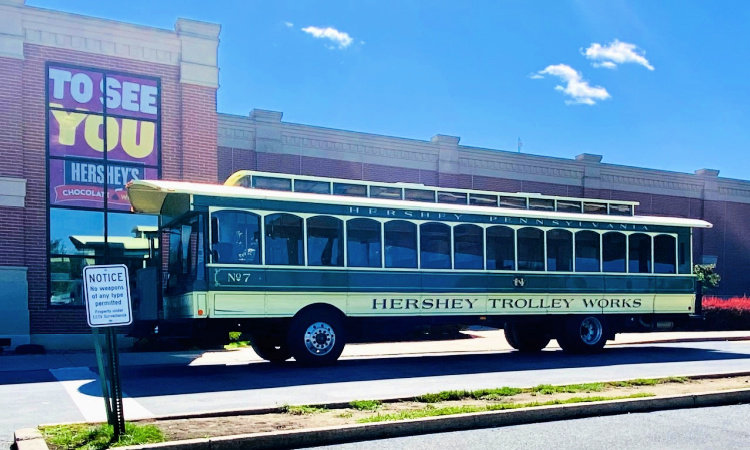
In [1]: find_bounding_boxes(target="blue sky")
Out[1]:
[29,0,750,180]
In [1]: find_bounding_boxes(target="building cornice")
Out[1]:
[9,3,180,64]
[0,1,220,87]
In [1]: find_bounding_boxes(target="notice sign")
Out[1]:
[83,264,133,327]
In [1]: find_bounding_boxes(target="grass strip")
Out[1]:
[530,383,606,395]
[41,422,164,450]
[415,387,524,403]
[607,377,688,387]
[350,400,383,411]
[282,404,328,415]
[359,393,655,423]
[414,376,690,403]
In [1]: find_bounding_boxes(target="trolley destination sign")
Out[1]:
[83,264,133,327]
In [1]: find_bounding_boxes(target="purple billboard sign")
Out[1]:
[47,64,160,209]
[48,67,105,113]
[48,66,159,120]
[48,111,158,166]
[102,73,159,120]
[49,159,158,211]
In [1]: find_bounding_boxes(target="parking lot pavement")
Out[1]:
[1,330,748,372]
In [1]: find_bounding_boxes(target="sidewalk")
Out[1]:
[1,330,748,373]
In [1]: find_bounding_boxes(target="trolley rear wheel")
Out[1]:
[557,315,608,353]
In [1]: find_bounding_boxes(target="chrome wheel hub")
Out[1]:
[579,317,603,345]
[304,322,335,355]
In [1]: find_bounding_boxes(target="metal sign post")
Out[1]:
[83,264,133,440]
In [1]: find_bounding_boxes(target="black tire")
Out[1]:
[504,322,551,353]
[557,315,608,354]
[287,307,346,366]
[250,333,292,363]
[503,324,520,349]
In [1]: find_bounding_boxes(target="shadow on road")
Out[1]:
[78,343,750,398]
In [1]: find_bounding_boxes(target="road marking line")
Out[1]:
[50,367,154,422]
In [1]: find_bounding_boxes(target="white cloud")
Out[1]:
[593,61,617,69]
[301,26,354,49]
[536,64,611,105]
[583,40,654,71]
[284,21,294,28]
[528,73,544,79]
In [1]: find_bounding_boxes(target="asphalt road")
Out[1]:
[307,404,750,450]
[2,340,750,447]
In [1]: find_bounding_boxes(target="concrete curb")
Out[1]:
[612,335,750,346]
[123,388,750,450]
[20,388,750,450]
[14,428,47,450]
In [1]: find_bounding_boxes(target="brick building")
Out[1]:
[0,0,748,349]
[0,0,219,349]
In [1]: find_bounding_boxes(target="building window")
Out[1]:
[50,209,104,256]
[46,64,161,307]
[50,256,96,306]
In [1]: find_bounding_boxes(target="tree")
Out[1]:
[694,264,720,292]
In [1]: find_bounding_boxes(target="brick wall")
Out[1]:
[0,57,24,179]
[0,56,26,266]
[181,84,217,182]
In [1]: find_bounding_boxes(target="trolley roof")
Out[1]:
[127,178,713,229]
[225,170,640,215]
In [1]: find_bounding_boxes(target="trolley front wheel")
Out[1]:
[287,306,346,366]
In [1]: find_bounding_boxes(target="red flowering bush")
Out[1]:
[702,296,750,330]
